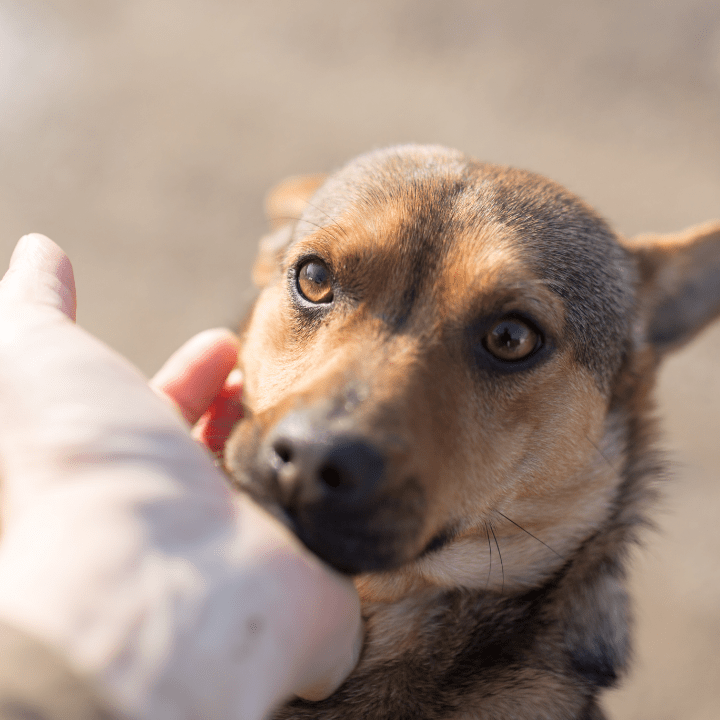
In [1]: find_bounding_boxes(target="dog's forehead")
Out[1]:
[293,146,636,387]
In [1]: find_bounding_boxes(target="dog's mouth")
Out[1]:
[282,498,425,575]
[250,458,427,576]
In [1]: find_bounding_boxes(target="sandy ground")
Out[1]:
[1,1,719,717]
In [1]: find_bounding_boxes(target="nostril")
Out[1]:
[266,426,385,501]
[318,463,343,489]
[273,440,293,465]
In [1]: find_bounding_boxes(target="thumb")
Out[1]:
[1,234,76,321]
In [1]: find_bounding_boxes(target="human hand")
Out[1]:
[0,234,361,720]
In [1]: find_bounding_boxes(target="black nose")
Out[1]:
[267,415,385,506]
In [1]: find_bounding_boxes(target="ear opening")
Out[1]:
[629,220,720,356]
[252,174,327,288]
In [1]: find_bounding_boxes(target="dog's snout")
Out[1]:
[255,411,424,573]
[268,418,385,504]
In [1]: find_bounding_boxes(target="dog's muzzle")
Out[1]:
[250,408,425,574]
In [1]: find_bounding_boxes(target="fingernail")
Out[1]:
[225,367,244,388]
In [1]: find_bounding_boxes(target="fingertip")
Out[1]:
[152,328,240,388]
[190,328,241,364]
[151,328,241,426]
[12,234,65,269]
[11,234,51,263]
[4,234,76,320]
[293,593,363,702]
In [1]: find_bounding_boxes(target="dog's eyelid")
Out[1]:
[289,250,334,273]
[420,527,457,557]
[470,309,545,339]
[468,283,565,337]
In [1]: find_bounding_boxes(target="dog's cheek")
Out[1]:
[223,415,269,496]
[503,362,610,503]
[240,288,302,412]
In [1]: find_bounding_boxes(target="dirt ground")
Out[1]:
[1,1,719,717]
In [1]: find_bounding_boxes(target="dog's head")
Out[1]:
[226,145,720,600]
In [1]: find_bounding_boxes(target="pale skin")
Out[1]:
[0,234,362,720]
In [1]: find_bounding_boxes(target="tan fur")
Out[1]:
[226,145,720,720]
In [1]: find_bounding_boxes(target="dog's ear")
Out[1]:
[265,174,326,231]
[628,220,720,356]
[252,174,326,288]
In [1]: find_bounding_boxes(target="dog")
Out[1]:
[225,145,720,720]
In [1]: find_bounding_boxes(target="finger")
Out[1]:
[295,614,364,702]
[284,551,363,703]
[192,368,244,456]
[151,329,241,425]
[229,495,363,708]
[0,234,76,321]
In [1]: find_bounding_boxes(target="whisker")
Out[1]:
[303,199,350,241]
[270,215,344,245]
[484,521,493,589]
[494,511,563,559]
[490,524,504,593]
[585,434,621,476]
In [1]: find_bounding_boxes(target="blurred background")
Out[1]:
[0,1,718,716]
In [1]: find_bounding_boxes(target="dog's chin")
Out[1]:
[232,480,424,575]
[286,511,420,576]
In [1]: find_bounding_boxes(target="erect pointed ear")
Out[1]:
[252,174,326,288]
[629,220,720,356]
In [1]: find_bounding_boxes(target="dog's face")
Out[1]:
[226,145,720,602]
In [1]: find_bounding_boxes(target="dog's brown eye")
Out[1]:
[484,318,539,362]
[297,260,334,304]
